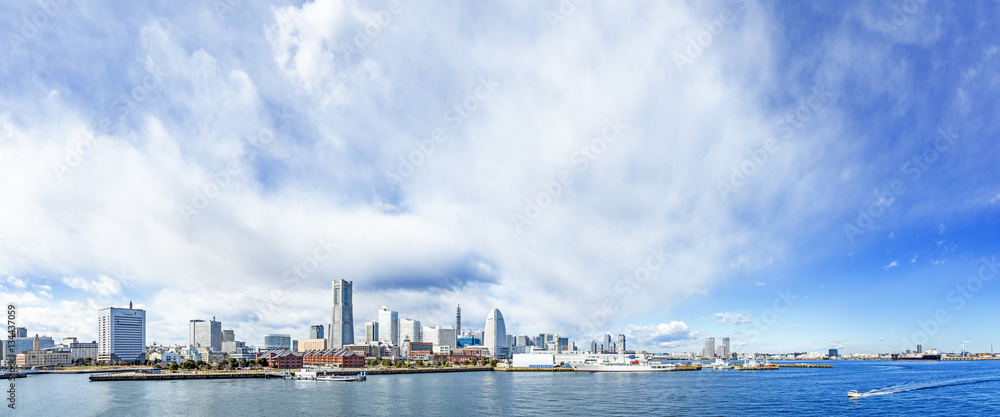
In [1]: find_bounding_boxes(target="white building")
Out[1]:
[189,318,222,351]
[704,337,716,359]
[70,341,98,361]
[365,321,379,343]
[423,325,457,351]
[378,308,399,346]
[98,304,146,363]
[399,319,422,345]
[484,308,509,359]
[161,351,180,365]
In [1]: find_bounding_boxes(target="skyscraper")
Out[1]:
[603,334,613,353]
[378,307,399,346]
[190,318,222,351]
[330,279,354,350]
[456,305,461,334]
[309,324,325,340]
[98,304,146,363]
[618,334,626,353]
[722,337,731,358]
[399,319,422,345]
[484,308,509,359]
[222,329,235,343]
[704,337,716,359]
[365,321,379,343]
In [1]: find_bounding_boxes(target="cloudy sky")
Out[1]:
[2,0,998,354]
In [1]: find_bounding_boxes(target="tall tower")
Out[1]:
[378,307,399,346]
[330,280,355,349]
[484,308,508,359]
[456,305,461,335]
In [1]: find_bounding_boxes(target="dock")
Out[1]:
[90,371,283,381]
[496,367,576,372]
[775,363,832,368]
[674,364,702,371]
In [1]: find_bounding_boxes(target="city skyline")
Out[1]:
[2,0,999,355]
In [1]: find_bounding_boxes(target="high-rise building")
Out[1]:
[722,337,731,358]
[330,280,354,350]
[916,344,923,354]
[310,325,325,340]
[456,305,462,335]
[603,334,613,353]
[378,308,399,346]
[399,319,422,345]
[263,334,291,350]
[14,327,26,338]
[484,308,509,359]
[829,348,839,357]
[423,325,457,351]
[515,335,529,346]
[365,321,379,343]
[590,340,598,354]
[704,337,716,359]
[98,303,146,363]
[222,329,235,343]
[190,318,222,351]
[617,334,626,353]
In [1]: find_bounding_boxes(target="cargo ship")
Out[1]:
[890,353,941,361]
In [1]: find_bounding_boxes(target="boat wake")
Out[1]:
[849,376,1000,399]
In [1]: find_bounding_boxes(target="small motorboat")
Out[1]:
[847,390,864,398]
[317,371,366,382]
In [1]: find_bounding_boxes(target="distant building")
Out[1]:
[590,340,598,354]
[259,349,302,369]
[704,337,716,359]
[722,337,731,358]
[15,335,71,368]
[161,351,180,365]
[70,341,98,361]
[222,329,235,343]
[406,341,434,359]
[301,349,365,368]
[515,335,530,346]
[457,335,480,347]
[829,349,839,358]
[190,318,222,351]
[297,338,328,352]
[61,337,78,346]
[14,327,26,338]
[309,325,325,341]
[399,319,422,350]
[98,304,146,363]
[484,308,509,359]
[378,308,399,347]
[263,334,292,350]
[365,321,379,343]
[222,340,245,353]
[602,334,613,353]
[916,345,923,354]
[423,325,457,351]
[617,334,626,353]
[330,280,354,350]
[3,335,54,361]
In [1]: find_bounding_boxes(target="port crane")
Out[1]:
[960,340,972,356]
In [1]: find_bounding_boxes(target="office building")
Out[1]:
[722,337,731,358]
[14,327,26,338]
[263,334,292,350]
[222,340,245,353]
[222,329,235,343]
[603,334,613,353]
[399,318,422,346]
[365,321,379,343]
[590,340,598,354]
[423,325,457,351]
[297,338,328,352]
[310,324,325,341]
[190,318,222,351]
[704,337,716,359]
[15,335,71,368]
[98,303,146,363]
[330,279,354,350]
[378,308,399,346]
[484,308,509,359]
[916,344,923,354]
[70,341,98,361]
[617,334,626,353]
[829,348,839,357]
[2,335,54,361]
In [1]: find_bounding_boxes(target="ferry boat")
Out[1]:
[573,354,676,372]
[317,371,366,382]
[890,353,941,361]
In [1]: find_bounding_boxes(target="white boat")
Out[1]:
[573,354,676,372]
[317,371,366,382]
[847,390,864,398]
[712,358,733,369]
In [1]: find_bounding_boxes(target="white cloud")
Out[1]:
[624,321,698,350]
[61,275,122,296]
[988,192,1000,206]
[786,324,799,329]
[883,260,898,270]
[714,312,751,325]
[754,281,766,287]
[5,275,26,288]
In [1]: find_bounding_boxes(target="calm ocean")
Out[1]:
[17,360,1000,416]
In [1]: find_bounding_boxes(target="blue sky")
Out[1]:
[1,0,998,354]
